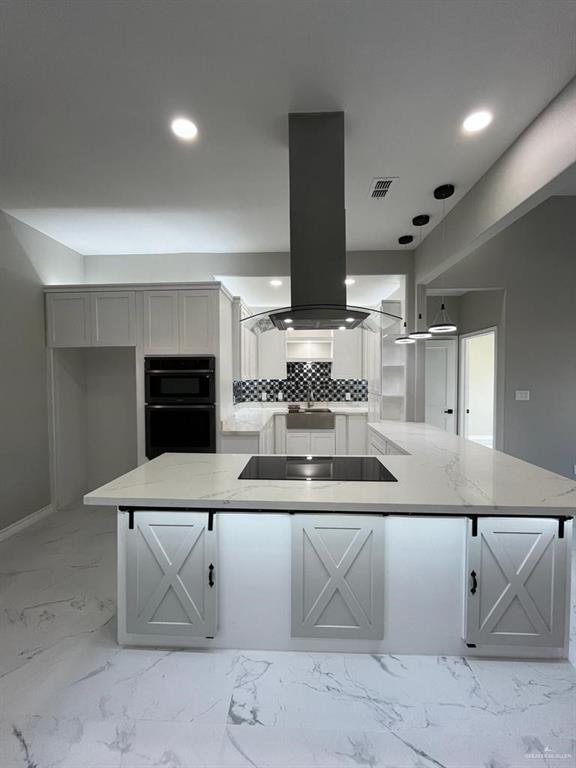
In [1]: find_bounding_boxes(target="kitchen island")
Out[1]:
[84,422,575,658]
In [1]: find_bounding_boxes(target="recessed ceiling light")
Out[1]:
[344,277,355,286]
[170,116,198,141]
[345,317,354,323]
[284,318,292,324]
[269,279,283,287]
[338,326,346,331]
[462,110,493,134]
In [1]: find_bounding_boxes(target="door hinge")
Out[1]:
[128,510,135,530]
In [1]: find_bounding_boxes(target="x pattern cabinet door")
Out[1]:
[291,515,384,639]
[126,511,217,638]
[466,518,567,648]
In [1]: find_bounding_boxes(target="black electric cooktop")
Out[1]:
[238,456,398,482]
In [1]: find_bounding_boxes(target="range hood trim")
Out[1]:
[241,304,403,334]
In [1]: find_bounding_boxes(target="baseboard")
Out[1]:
[0,504,54,543]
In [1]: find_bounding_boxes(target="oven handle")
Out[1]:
[145,369,214,375]
[146,404,215,410]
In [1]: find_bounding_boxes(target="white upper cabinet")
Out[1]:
[465,517,567,649]
[142,291,180,353]
[232,299,258,380]
[47,291,136,348]
[46,293,91,347]
[179,290,218,354]
[91,292,136,347]
[258,329,287,379]
[332,327,362,379]
[47,287,221,353]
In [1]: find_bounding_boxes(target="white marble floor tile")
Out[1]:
[227,651,576,741]
[119,722,227,768]
[1,505,576,768]
[219,725,576,768]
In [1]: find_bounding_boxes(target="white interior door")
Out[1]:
[425,339,458,433]
[459,329,496,448]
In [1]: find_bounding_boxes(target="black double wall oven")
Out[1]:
[145,356,216,459]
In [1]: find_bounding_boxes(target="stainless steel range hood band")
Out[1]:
[241,305,402,334]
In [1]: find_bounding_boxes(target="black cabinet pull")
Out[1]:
[470,570,478,595]
[208,563,215,588]
[443,409,453,414]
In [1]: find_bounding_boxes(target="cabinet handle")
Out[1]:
[208,563,215,588]
[443,409,453,414]
[470,570,478,595]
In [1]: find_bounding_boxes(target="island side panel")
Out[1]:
[116,509,571,658]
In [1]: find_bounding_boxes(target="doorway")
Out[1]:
[425,339,458,433]
[459,329,496,448]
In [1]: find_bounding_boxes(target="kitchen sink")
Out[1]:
[286,409,334,430]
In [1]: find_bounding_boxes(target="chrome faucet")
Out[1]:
[307,385,314,409]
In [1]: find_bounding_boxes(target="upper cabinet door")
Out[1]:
[291,515,385,640]
[332,327,362,379]
[46,293,91,347]
[91,292,136,347]
[125,510,218,639]
[258,329,286,379]
[142,291,180,354]
[465,517,567,648]
[179,290,218,354]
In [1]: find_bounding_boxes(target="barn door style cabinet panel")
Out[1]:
[465,517,568,649]
[291,515,385,640]
[121,510,218,645]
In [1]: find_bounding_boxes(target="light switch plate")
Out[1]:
[515,390,530,401]
[345,392,351,401]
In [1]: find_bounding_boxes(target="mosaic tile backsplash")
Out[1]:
[233,362,368,403]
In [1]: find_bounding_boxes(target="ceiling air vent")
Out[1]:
[369,177,398,199]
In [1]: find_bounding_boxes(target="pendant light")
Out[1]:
[409,313,432,340]
[429,185,458,334]
[395,321,416,344]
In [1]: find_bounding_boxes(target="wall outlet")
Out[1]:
[345,392,351,401]
[515,390,530,401]
[261,392,267,401]
[277,391,284,401]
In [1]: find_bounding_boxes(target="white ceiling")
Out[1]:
[215,275,404,308]
[1,1,575,256]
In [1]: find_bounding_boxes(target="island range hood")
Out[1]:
[244,111,401,333]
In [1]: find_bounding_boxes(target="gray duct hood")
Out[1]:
[244,111,401,333]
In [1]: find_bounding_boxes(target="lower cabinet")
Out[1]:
[465,517,568,649]
[258,417,275,453]
[291,515,385,640]
[286,430,336,455]
[122,510,218,642]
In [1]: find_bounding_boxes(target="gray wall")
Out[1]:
[428,196,576,477]
[458,291,503,336]
[83,249,413,283]
[3,213,84,284]
[0,213,51,528]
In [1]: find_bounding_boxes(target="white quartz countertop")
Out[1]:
[221,402,368,434]
[85,422,576,515]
